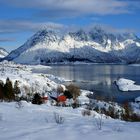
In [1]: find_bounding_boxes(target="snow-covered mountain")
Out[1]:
[5,26,140,64]
[0,48,8,58]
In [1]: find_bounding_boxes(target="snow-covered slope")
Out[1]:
[0,48,8,58]
[5,26,140,64]
[0,61,58,96]
[0,101,140,140]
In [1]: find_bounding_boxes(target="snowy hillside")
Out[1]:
[0,101,140,140]
[0,61,58,96]
[0,61,140,140]
[0,48,8,58]
[5,26,140,64]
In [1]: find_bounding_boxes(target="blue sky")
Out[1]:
[0,0,140,52]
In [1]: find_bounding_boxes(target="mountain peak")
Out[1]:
[0,48,8,58]
[4,26,140,64]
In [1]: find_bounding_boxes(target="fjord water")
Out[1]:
[35,64,140,103]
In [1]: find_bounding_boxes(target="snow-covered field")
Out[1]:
[0,101,140,140]
[0,61,140,140]
[116,78,140,91]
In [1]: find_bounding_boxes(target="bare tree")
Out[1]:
[15,101,24,110]
[0,113,3,121]
[54,112,64,124]
[94,113,104,130]
[66,84,80,101]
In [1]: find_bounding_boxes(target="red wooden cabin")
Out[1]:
[41,96,48,103]
[57,95,67,103]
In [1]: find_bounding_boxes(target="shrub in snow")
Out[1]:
[106,106,116,118]
[120,102,140,122]
[72,100,81,109]
[88,98,126,120]
[95,113,104,130]
[130,113,140,122]
[66,84,81,101]
[94,106,100,113]
[26,93,33,102]
[15,101,24,109]
[121,102,132,121]
[0,113,3,121]
[54,112,64,124]
[113,125,123,132]
[14,80,20,100]
[82,109,91,116]
[44,117,49,123]
[19,95,28,102]
[32,93,43,105]
[57,85,65,94]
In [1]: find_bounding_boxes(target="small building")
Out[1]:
[41,96,48,103]
[57,95,67,103]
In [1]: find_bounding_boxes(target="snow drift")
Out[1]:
[116,78,140,91]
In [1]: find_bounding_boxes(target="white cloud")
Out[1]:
[0,19,137,35]
[1,0,139,16]
[0,20,65,33]
[0,38,15,42]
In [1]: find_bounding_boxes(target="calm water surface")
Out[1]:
[34,64,140,103]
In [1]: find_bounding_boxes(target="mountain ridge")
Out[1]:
[4,26,140,64]
[0,47,9,58]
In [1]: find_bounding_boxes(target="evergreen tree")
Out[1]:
[64,90,73,99]
[32,93,43,105]
[0,80,4,101]
[4,77,15,101]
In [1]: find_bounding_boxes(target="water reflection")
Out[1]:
[34,64,140,103]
